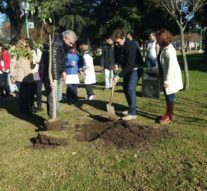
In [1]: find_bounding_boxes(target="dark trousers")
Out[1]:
[123,70,138,115]
[85,84,94,97]
[66,84,78,101]
[31,80,42,108]
[19,82,35,114]
[0,73,10,95]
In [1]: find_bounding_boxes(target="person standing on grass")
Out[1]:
[64,44,81,102]
[147,32,159,69]
[28,39,43,112]
[100,36,115,89]
[112,29,143,121]
[0,43,11,97]
[155,29,183,125]
[62,30,80,102]
[39,24,66,119]
[79,42,96,100]
[12,39,35,116]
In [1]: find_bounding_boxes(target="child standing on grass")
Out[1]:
[79,43,96,100]
[64,45,82,102]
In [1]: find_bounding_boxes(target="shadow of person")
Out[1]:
[71,96,158,121]
[72,100,112,122]
[0,97,46,131]
[136,110,158,120]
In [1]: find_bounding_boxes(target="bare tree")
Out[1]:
[147,0,207,90]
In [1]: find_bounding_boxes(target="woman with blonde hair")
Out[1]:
[12,39,35,115]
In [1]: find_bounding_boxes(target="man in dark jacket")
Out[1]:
[39,26,66,119]
[112,29,143,121]
[100,36,115,89]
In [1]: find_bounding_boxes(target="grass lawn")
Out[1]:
[0,54,207,191]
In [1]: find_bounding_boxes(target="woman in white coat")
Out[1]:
[79,43,96,100]
[156,29,183,125]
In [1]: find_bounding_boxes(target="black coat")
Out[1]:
[39,35,66,81]
[115,38,143,77]
[100,44,115,70]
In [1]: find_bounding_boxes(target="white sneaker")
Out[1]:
[89,95,95,100]
[122,111,128,116]
[122,115,137,121]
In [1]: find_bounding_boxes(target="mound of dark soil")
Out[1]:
[31,133,67,148]
[75,120,171,148]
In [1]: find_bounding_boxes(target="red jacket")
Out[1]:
[0,51,10,71]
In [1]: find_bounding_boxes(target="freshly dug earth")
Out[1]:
[31,133,67,148]
[75,120,171,148]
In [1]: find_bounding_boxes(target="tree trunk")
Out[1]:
[180,26,189,90]
[48,34,57,120]
[204,26,207,63]
[7,6,23,42]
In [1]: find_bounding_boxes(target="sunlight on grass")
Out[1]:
[0,54,206,191]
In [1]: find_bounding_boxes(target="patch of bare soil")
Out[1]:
[75,120,171,148]
[30,133,67,149]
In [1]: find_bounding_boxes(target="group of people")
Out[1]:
[100,29,183,125]
[0,27,183,125]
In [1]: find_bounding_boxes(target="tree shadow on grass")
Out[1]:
[0,97,45,131]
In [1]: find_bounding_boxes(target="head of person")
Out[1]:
[149,32,156,42]
[112,29,126,47]
[62,30,78,48]
[105,36,113,45]
[126,32,134,41]
[156,29,173,47]
[79,43,90,53]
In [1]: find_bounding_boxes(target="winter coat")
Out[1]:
[0,50,10,74]
[100,44,115,70]
[39,35,66,81]
[82,52,96,84]
[115,38,143,77]
[159,43,183,95]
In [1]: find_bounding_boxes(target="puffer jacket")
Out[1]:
[39,34,66,81]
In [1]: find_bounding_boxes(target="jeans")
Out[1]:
[104,69,114,88]
[123,69,138,115]
[165,93,176,103]
[44,79,62,118]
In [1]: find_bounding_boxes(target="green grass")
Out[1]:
[0,54,207,191]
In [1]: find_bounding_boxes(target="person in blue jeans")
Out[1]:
[112,29,143,121]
